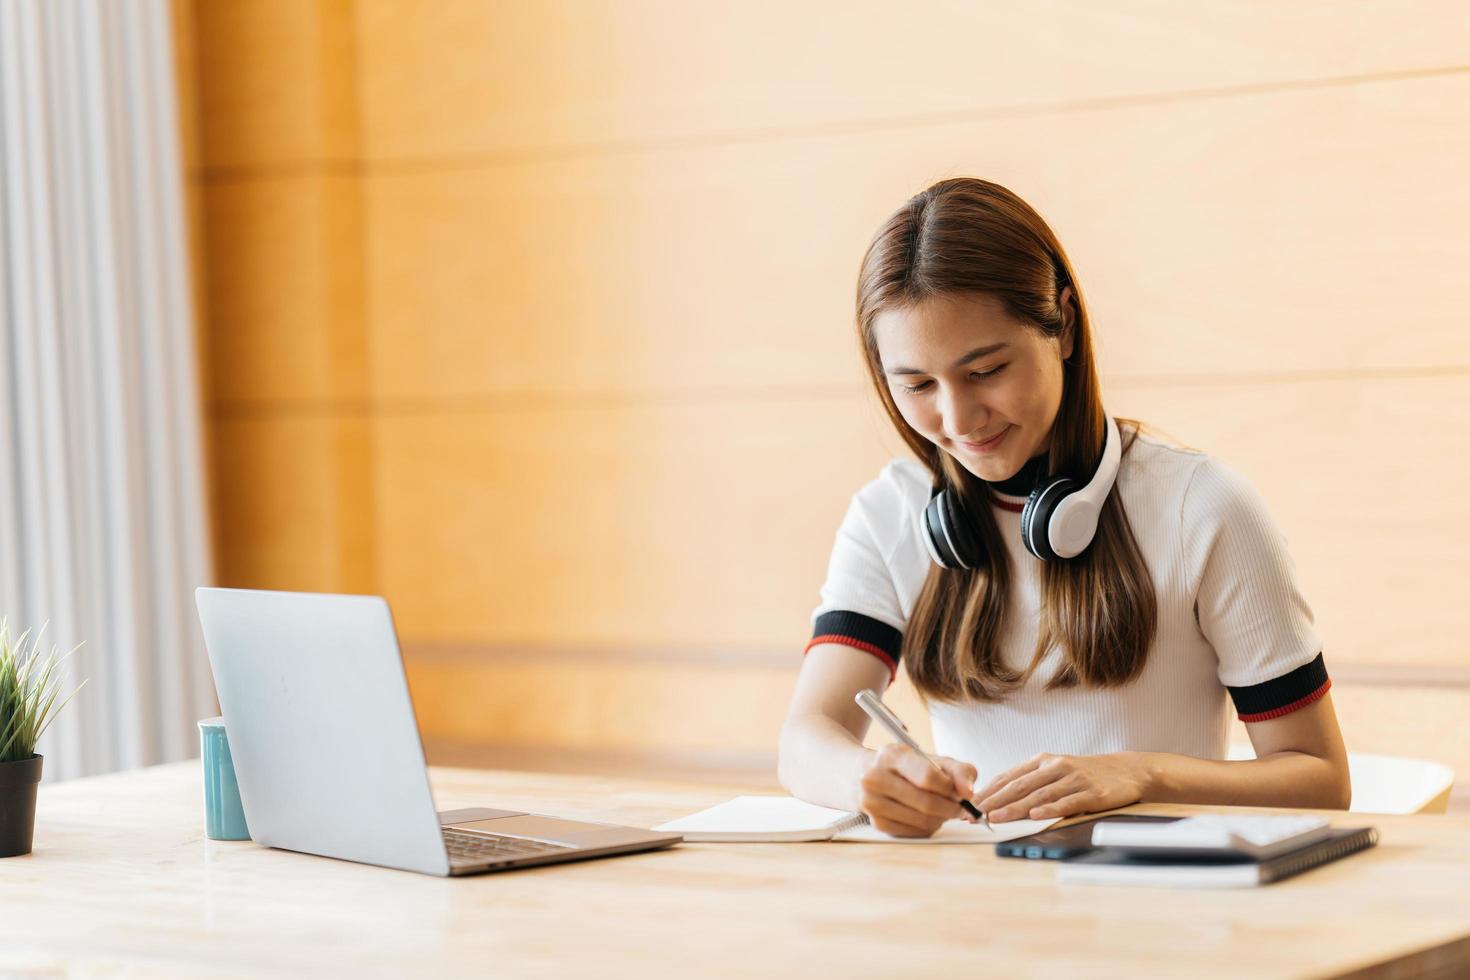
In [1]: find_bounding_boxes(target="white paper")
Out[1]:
[653,795,857,838]
[834,815,1060,843]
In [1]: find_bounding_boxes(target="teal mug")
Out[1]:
[198,717,250,841]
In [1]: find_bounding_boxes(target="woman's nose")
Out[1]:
[940,386,988,440]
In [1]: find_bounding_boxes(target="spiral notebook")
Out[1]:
[653,795,1058,843]
[1057,826,1379,887]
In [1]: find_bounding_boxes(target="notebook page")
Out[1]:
[654,795,859,839]
[835,815,1060,843]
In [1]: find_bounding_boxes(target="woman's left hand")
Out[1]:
[973,752,1152,822]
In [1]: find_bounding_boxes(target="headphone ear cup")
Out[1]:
[1021,478,1078,562]
[1019,483,1045,558]
[924,493,959,568]
[941,492,981,569]
[924,489,982,569]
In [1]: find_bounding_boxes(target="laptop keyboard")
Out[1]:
[442,827,576,866]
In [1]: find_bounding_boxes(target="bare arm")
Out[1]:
[1140,691,1351,809]
[779,644,976,835]
[976,693,1352,821]
[777,644,888,811]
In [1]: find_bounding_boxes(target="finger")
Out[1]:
[891,751,969,800]
[863,796,946,837]
[978,762,1068,815]
[936,758,978,799]
[973,756,1044,802]
[1026,790,1096,821]
[870,815,938,838]
[868,802,943,837]
[989,775,1081,822]
[870,768,964,820]
[863,748,961,820]
[872,744,948,792]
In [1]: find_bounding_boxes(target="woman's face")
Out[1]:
[872,290,1073,483]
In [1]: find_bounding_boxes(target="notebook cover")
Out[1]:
[1057,826,1379,887]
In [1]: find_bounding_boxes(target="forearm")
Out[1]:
[777,713,876,812]
[1135,750,1351,810]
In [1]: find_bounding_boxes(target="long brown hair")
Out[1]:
[856,177,1157,702]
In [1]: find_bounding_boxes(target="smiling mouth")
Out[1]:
[960,426,1010,451]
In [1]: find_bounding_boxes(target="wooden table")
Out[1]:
[3,763,1468,978]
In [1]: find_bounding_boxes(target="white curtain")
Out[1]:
[0,0,214,779]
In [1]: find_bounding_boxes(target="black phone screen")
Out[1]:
[994,814,1182,860]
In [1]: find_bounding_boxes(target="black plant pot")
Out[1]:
[0,754,42,857]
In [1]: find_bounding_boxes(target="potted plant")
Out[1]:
[0,619,84,857]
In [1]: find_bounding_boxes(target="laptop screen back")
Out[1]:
[195,588,450,875]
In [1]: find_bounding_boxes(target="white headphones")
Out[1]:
[923,414,1121,567]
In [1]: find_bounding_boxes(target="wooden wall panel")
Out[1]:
[194,0,358,171]
[1111,375,1470,668]
[180,0,1470,794]
[405,651,1469,794]
[203,175,365,405]
[187,0,369,597]
[1325,686,1470,789]
[355,0,1470,162]
[366,72,1470,401]
[407,656,794,755]
[404,647,931,758]
[378,374,1470,667]
[211,416,374,594]
[375,395,904,645]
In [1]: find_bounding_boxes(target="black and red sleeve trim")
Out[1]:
[806,611,902,680]
[1229,652,1332,722]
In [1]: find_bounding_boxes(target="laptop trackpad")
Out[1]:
[453,814,647,847]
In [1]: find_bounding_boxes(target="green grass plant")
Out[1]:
[0,619,85,764]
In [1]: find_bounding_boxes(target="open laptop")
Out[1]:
[194,587,681,876]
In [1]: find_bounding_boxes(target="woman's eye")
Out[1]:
[896,365,1006,395]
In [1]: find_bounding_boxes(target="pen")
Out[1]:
[854,689,988,827]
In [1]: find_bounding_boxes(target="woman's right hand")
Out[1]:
[858,743,978,838]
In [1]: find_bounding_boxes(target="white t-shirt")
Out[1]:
[807,431,1329,783]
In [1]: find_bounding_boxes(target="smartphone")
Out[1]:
[994,814,1181,861]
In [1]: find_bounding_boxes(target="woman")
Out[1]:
[778,178,1350,838]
